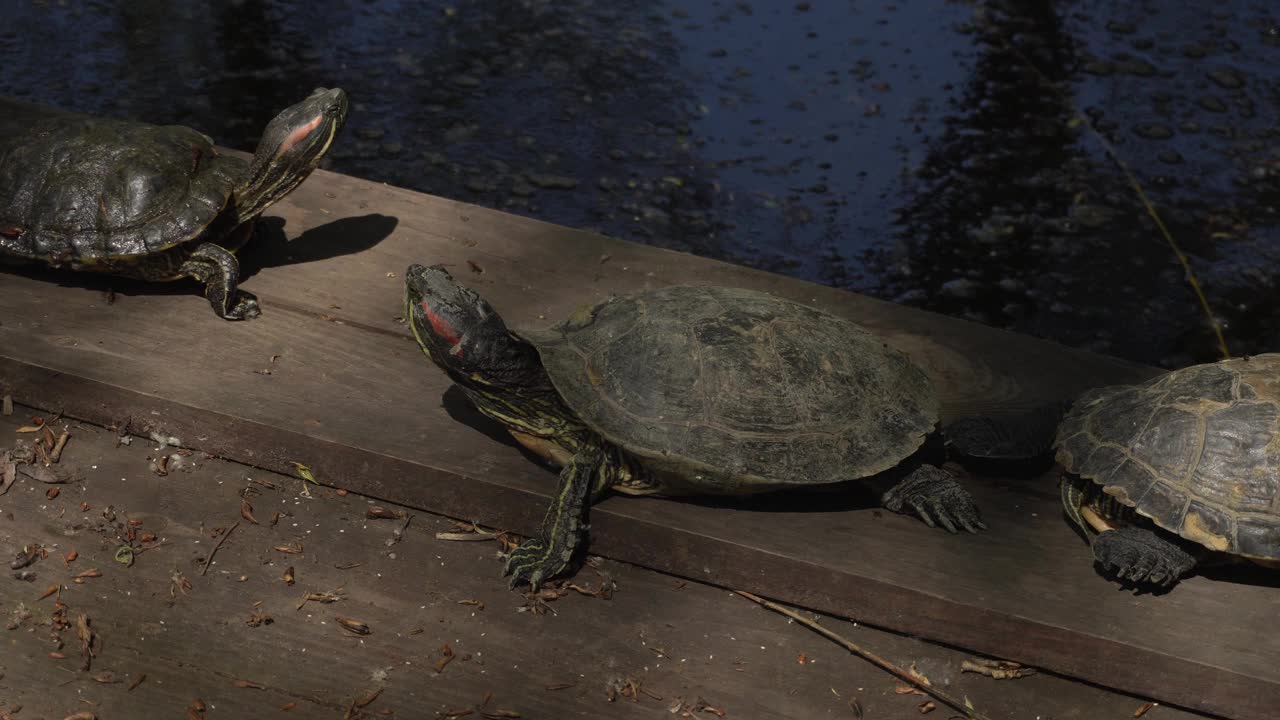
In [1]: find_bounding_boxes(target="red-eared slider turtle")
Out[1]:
[406,265,984,589]
[1055,354,1280,586]
[0,88,348,319]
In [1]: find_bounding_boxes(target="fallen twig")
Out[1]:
[734,590,992,720]
[200,522,240,576]
[49,430,71,463]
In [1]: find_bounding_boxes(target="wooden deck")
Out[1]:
[0,165,1268,719]
[0,408,1204,719]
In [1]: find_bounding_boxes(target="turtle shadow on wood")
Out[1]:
[1092,559,1280,595]
[236,213,399,278]
[442,384,559,469]
[1194,563,1280,589]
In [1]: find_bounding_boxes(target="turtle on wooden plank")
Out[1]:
[405,264,986,589]
[952,356,1280,588]
[0,88,348,319]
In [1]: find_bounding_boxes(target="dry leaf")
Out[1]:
[0,454,15,495]
[232,678,265,689]
[434,643,456,673]
[76,613,94,670]
[21,463,66,483]
[960,658,1036,679]
[292,462,318,484]
[894,685,924,696]
[245,609,273,627]
[283,566,296,585]
[336,616,370,635]
[241,499,259,524]
[1134,701,1157,718]
[355,687,383,708]
[918,700,936,714]
[274,542,304,554]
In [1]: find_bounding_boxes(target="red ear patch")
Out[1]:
[422,302,461,347]
[280,114,324,154]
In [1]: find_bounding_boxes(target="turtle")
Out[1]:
[0,87,348,319]
[1053,354,1280,587]
[405,264,985,589]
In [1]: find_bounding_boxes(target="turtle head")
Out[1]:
[406,264,546,392]
[236,87,349,220]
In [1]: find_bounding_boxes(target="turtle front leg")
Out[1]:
[1091,527,1198,587]
[178,242,261,320]
[504,441,615,590]
[882,465,986,533]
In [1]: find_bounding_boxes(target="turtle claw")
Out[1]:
[502,540,564,592]
[1092,527,1196,587]
[882,465,986,534]
[223,292,261,321]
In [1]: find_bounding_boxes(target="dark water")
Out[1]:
[1,0,1276,368]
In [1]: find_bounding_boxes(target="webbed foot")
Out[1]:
[222,292,261,320]
[180,242,260,320]
[503,539,573,591]
[882,465,986,534]
[502,443,604,591]
[1092,526,1196,587]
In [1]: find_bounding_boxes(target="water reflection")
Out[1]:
[1,0,1275,366]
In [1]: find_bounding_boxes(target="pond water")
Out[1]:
[1,0,1276,367]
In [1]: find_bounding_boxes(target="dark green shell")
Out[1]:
[0,98,243,264]
[523,285,938,493]
[1056,354,1280,559]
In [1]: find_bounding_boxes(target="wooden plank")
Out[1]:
[0,165,1269,718]
[0,408,1208,720]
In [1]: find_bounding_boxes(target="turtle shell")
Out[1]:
[522,285,938,494]
[0,98,242,264]
[1056,354,1280,559]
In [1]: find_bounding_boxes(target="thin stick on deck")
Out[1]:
[735,590,994,720]
[200,521,241,576]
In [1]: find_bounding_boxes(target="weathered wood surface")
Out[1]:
[0,411,1203,720]
[0,165,1269,718]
